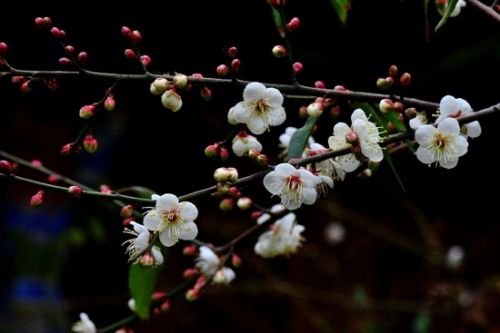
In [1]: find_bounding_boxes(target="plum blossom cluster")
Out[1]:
[255,212,305,258]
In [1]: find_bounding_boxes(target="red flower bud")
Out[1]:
[30,190,44,207]
[227,46,238,58]
[68,185,83,197]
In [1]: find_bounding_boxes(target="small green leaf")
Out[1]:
[435,0,459,31]
[385,111,406,132]
[128,264,162,319]
[287,116,318,160]
[413,312,431,333]
[270,7,285,38]
[329,0,352,24]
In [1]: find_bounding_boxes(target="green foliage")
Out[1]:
[128,264,162,319]
[287,116,318,160]
[435,0,459,31]
[413,312,432,333]
[329,0,352,24]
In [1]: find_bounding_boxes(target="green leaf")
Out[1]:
[384,149,406,193]
[128,264,162,319]
[270,7,285,38]
[435,0,459,31]
[287,116,318,160]
[329,0,352,24]
[413,312,431,333]
[385,112,406,132]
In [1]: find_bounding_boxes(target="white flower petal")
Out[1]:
[130,221,148,234]
[134,231,150,252]
[247,115,268,135]
[298,168,321,187]
[440,157,459,169]
[231,102,251,123]
[320,175,334,188]
[257,213,271,225]
[143,210,161,231]
[416,146,436,164]
[338,154,360,172]
[360,142,383,162]
[159,231,178,247]
[438,118,460,136]
[179,221,198,240]
[465,121,481,138]
[266,106,286,126]
[333,122,350,137]
[227,106,239,125]
[457,98,472,114]
[151,246,164,265]
[266,87,284,107]
[439,95,459,118]
[274,163,297,176]
[263,173,284,195]
[454,136,468,156]
[415,125,437,146]
[243,82,267,101]
[198,246,219,264]
[351,108,368,122]
[301,187,318,205]
[232,140,246,157]
[179,201,198,222]
[156,194,179,212]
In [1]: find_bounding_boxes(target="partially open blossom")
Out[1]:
[123,221,164,265]
[415,117,468,169]
[409,111,429,129]
[144,194,198,247]
[228,82,286,135]
[161,90,182,112]
[71,313,96,333]
[263,163,321,210]
[305,143,345,194]
[436,95,481,138]
[350,109,384,163]
[328,122,360,173]
[232,131,262,157]
[195,246,236,285]
[255,213,304,258]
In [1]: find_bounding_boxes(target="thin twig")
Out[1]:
[466,0,500,23]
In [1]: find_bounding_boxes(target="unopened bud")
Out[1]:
[387,121,396,133]
[393,101,404,112]
[0,42,8,55]
[161,90,182,112]
[0,160,13,174]
[182,245,197,256]
[121,26,131,38]
[139,253,155,266]
[405,107,417,118]
[130,30,142,44]
[330,105,341,119]
[79,105,95,119]
[227,46,238,58]
[140,54,151,67]
[216,64,229,76]
[68,185,83,197]
[200,86,212,101]
[185,289,200,301]
[272,45,287,58]
[346,130,358,143]
[50,27,65,39]
[58,57,71,66]
[60,143,74,156]
[124,49,136,59]
[150,78,169,95]
[11,76,25,85]
[307,102,324,117]
[251,210,263,220]
[183,268,199,279]
[104,95,115,111]
[231,59,241,72]
[379,99,394,114]
[173,74,188,88]
[122,217,133,226]
[376,77,393,90]
[219,198,234,211]
[361,168,373,178]
[100,184,112,194]
[204,143,219,158]
[314,80,326,89]
[214,167,238,182]
[77,51,88,63]
[231,254,242,267]
[30,190,44,207]
[152,291,168,301]
[120,205,133,218]
[20,81,32,93]
[219,147,229,161]
[299,105,308,118]
[64,45,75,55]
[35,17,52,28]
[389,65,399,77]
[257,154,268,166]
[293,62,303,74]
[286,17,300,32]
[400,72,411,87]
[229,186,241,198]
[160,300,171,313]
[237,197,252,210]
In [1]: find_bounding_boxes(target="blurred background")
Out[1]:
[0,0,499,332]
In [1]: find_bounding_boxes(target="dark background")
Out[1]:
[0,0,499,332]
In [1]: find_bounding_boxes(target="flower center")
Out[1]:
[286,175,302,192]
[161,210,181,225]
[254,98,270,114]
[433,132,449,150]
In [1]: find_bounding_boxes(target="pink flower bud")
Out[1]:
[120,205,133,218]
[183,268,199,279]
[11,76,25,85]
[393,101,404,112]
[219,147,229,161]
[185,288,200,301]
[346,130,358,143]
[200,86,212,101]
[139,253,155,266]
[121,26,131,38]
[47,174,60,184]
[231,58,241,72]
[58,57,71,66]
[64,45,75,55]
[0,160,13,174]
[216,64,229,76]
[204,143,219,158]
[60,143,74,156]
[160,300,171,313]
[405,107,417,118]
[79,105,95,119]
[227,46,238,58]
[286,17,300,32]
[400,72,411,87]
[104,95,116,111]
[0,42,8,55]
[389,65,399,77]
[152,291,167,301]
[256,154,268,166]
[379,99,394,114]
[182,245,198,256]
[293,62,303,73]
[229,186,241,198]
[272,45,287,58]
[314,80,326,89]
[140,54,151,67]
[130,30,142,44]
[219,198,234,211]
[236,197,252,210]
[83,134,98,153]
[30,190,44,207]
[50,27,64,39]
[330,105,341,119]
[68,185,83,197]
[31,159,42,167]
[77,51,88,64]
[100,184,112,194]
[20,81,32,93]
[231,254,242,267]
[124,49,136,59]
[35,17,47,28]
[251,210,263,220]
[299,105,308,118]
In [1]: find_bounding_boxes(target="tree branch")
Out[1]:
[467,0,500,23]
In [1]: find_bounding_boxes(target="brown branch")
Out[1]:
[467,0,500,23]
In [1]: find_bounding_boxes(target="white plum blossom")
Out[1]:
[437,95,481,138]
[232,131,263,157]
[228,82,286,135]
[256,204,286,225]
[263,163,321,210]
[161,89,182,112]
[409,112,429,129]
[328,122,361,173]
[305,143,345,195]
[350,109,384,163]
[195,246,236,285]
[71,313,96,333]
[123,221,164,265]
[415,117,468,169]
[255,213,305,258]
[144,194,198,247]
